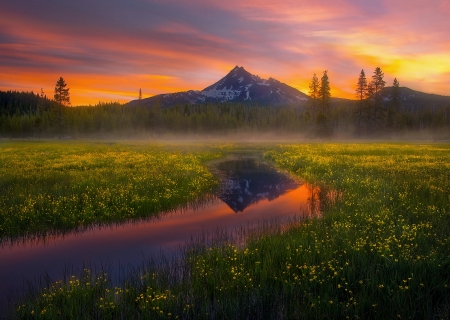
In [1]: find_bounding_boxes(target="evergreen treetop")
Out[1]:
[54,77,70,106]
[318,70,330,113]
[355,69,367,101]
[371,67,386,95]
[308,73,319,101]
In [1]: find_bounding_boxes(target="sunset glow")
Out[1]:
[1,0,449,105]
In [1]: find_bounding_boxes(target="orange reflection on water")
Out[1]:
[0,183,325,306]
[57,183,324,247]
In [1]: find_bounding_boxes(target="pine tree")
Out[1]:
[309,73,319,104]
[318,70,330,114]
[54,77,70,106]
[139,88,142,100]
[315,70,331,136]
[355,69,367,132]
[308,73,320,126]
[370,67,386,130]
[371,67,386,96]
[356,69,367,101]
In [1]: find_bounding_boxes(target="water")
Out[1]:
[0,158,326,313]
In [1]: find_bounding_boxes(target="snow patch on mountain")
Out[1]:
[202,87,241,101]
[257,80,270,86]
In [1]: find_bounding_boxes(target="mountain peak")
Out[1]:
[129,66,310,107]
[228,65,251,77]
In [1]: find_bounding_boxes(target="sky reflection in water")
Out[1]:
[0,158,324,309]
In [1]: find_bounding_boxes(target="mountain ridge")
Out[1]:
[127,66,450,108]
[127,66,309,107]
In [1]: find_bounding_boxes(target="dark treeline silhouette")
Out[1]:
[0,90,59,116]
[1,90,449,139]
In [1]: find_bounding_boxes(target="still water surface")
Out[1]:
[0,158,324,311]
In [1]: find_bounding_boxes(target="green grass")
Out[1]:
[8,142,450,319]
[0,141,222,241]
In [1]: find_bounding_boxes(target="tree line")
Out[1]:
[1,73,449,138]
[1,96,449,138]
[354,67,399,134]
[305,67,450,137]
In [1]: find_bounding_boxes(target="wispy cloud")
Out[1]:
[1,0,449,104]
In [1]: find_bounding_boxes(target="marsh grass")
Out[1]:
[8,142,450,319]
[11,216,310,319]
[0,141,222,242]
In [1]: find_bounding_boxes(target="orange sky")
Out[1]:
[1,0,449,105]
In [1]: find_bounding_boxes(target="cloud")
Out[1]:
[1,0,449,104]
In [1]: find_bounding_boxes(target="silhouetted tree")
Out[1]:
[355,69,368,133]
[54,77,70,106]
[308,73,320,118]
[318,70,331,114]
[316,70,331,136]
[370,67,386,131]
[139,88,142,100]
[371,67,386,95]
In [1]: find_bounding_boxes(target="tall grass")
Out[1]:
[10,143,450,319]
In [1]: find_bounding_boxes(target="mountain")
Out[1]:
[379,87,450,110]
[127,66,310,107]
[127,66,450,109]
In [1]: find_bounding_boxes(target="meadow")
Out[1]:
[0,141,222,242]
[3,141,450,319]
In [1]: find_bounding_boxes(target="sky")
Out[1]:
[1,0,450,105]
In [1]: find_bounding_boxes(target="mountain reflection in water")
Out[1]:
[216,159,299,212]
[0,158,332,313]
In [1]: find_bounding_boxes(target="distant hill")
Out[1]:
[379,87,450,110]
[127,66,310,107]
